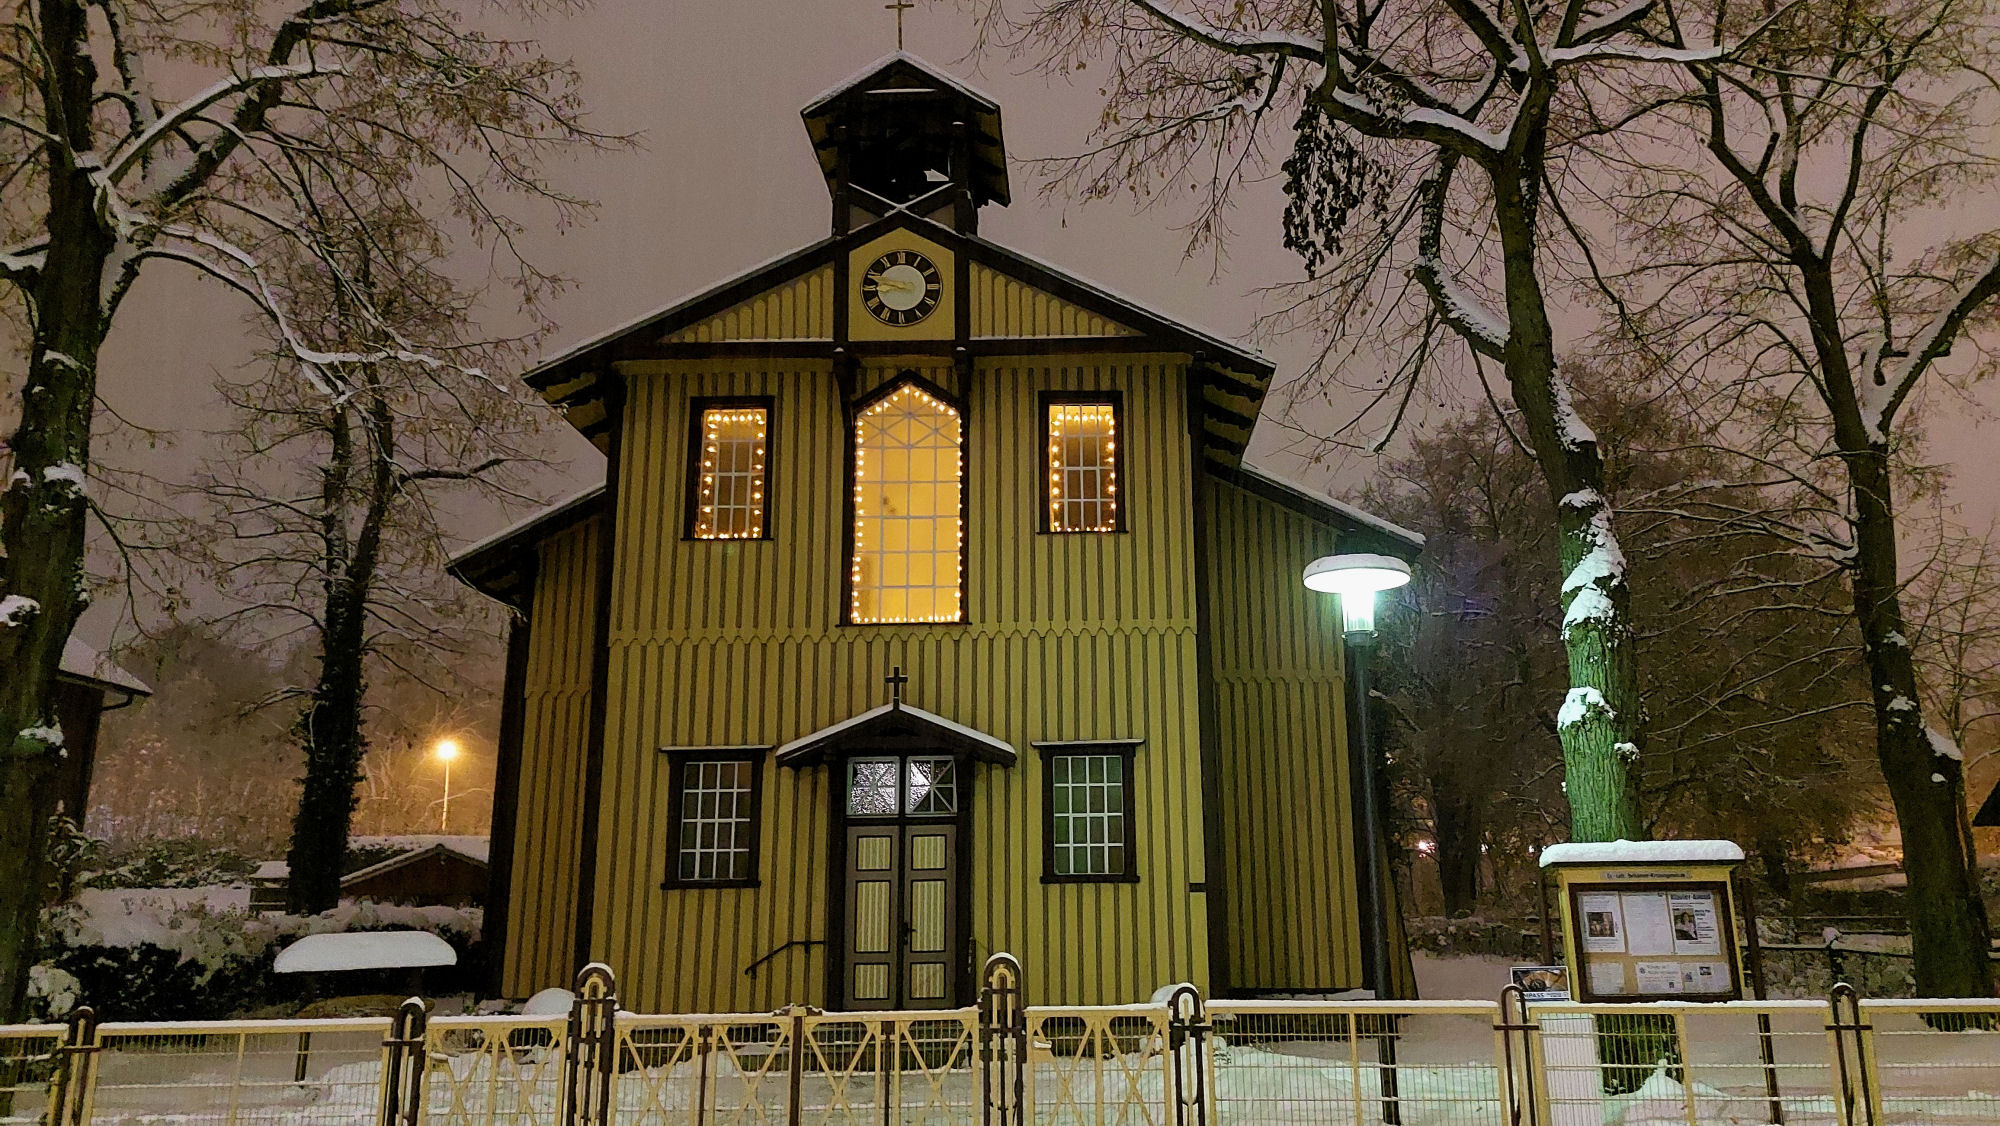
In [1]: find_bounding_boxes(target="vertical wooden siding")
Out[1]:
[968,265,1141,338]
[502,515,604,996]
[1201,477,1365,992]
[664,265,835,343]
[582,354,1211,1011]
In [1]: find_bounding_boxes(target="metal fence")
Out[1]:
[5,956,1997,1125]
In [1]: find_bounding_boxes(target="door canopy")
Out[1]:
[776,701,1016,768]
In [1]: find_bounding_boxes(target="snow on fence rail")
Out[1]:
[2,957,1997,1125]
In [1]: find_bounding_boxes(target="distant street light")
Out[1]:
[1302,552,1411,1001]
[434,738,462,833]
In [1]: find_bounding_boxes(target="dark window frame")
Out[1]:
[1039,743,1141,884]
[1037,390,1127,534]
[683,396,778,542]
[660,746,767,889]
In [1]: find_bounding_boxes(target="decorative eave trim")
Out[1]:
[776,701,1017,767]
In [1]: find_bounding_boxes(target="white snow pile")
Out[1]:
[54,886,480,982]
[273,930,457,974]
[1558,686,1612,731]
[0,593,39,625]
[1600,1064,1767,1125]
[1540,840,1745,867]
[28,963,82,1019]
[1927,727,1964,761]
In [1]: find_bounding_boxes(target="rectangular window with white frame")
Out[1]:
[1041,744,1138,883]
[1042,393,1123,533]
[687,399,772,540]
[663,748,765,887]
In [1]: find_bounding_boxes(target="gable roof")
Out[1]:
[342,841,489,886]
[1977,779,2000,828]
[519,210,1276,465]
[800,52,1010,208]
[1211,462,1425,561]
[776,701,1017,767]
[448,485,607,607]
[58,637,151,696]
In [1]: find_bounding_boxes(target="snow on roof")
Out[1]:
[450,486,605,567]
[522,239,837,386]
[59,637,151,695]
[982,239,1270,373]
[777,702,1017,764]
[350,835,490,864]
[252,860,290,882]
[343,842,489,886]
[1538,839,1745,868]
[801,50,1000,116]
[1235,462,1426,547]
[273,930,458,973]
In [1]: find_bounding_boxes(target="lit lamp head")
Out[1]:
[434,738,461,763]
[1302,553,1412,637]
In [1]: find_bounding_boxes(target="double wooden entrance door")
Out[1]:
[839,754,963,1010]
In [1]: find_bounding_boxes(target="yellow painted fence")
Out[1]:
[2,961,1996,1125]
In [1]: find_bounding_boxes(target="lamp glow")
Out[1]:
[1301,553,1412,636]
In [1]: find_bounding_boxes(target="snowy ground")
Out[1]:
[5,1001,1991,1126]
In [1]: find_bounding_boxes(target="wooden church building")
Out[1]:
[452,53,1422,1013]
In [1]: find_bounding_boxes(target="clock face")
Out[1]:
[861,250,943,326]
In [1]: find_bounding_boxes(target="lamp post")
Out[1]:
[1302,553,1412,1000]
[434,738,461,833]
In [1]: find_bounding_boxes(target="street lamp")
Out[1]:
[1302,552,1411,1002]
[434,738,461,833]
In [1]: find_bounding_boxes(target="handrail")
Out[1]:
[742,937,825,979]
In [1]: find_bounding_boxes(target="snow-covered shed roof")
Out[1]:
[776,702,1017,767]
[1538,839,1745,868]
[343,841,489,886]
[273,931,457,973]
[58,637,151,696]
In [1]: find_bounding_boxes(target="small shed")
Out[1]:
[250,837,490,912]
[342,841,489,907]
[53,638,152,825]
[1976,780,2000,829]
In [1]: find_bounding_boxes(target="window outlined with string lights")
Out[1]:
[1039,391,1125,534]
[847,375,967,625]
[685,397,775,541]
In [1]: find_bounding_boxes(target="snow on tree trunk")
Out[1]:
[1846,446,1994,998]
[1492,167,1643,844]
[0,0,112,1020]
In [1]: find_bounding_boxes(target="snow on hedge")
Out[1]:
[55,885,480,981]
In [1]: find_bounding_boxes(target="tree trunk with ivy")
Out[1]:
[284,394,395,915]
[0,0,112,1021]
[1487,151,1643,845]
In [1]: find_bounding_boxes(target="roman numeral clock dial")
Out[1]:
[860,250,943,326]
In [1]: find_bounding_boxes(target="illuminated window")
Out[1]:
[1045,398,1121,532]
[851,381,964,624]
[1043,746,1138,882]
[665,752,762,886]
[688,401,770,540]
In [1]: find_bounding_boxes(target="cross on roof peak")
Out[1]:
[885,0,914,50]
[886,664,909,708]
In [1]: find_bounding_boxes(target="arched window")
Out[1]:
[851,381,964,624]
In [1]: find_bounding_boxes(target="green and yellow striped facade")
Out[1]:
[455,55,1420,1011]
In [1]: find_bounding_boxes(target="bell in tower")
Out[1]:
[801,52,1011,235]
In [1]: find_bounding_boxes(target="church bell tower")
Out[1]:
[801,53,1011,236]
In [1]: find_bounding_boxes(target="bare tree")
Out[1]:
[1370,375,1875,913]
[993,0,1784,844]
[186,201,546,913]
[0,0,612,1019]
[1606,0,2000,995]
